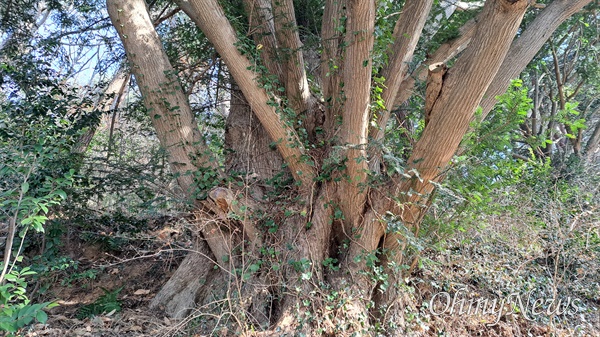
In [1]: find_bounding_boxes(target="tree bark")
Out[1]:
[320,0,346,138]
[585,108,600,160]
[371,0,434,143]
[149,240,215,318]
[71,69,130,155]
[336,0,375,231]
[225,81,285,182]
[175,0,315,187]
[272,0,312,114]
[243,0,284,85]
[103,0,592,332]
[107,1,234,319]
[106,0,217,198]
[389,0,530,243]
[393,17,477,109]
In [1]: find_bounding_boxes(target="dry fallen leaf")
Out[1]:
[129,325,143,332]
[134,289,151,295]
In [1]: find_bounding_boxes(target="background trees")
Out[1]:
[1,0,599,335]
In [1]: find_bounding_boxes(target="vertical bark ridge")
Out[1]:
[320,0,346,138]
[337,0,375,231]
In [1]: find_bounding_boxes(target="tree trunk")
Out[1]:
[175,0,315,186]
[106,0,217,196]
[105,0,591,334]
[71,69,130,156]
[225,81,285,182]
[372,0,531,315]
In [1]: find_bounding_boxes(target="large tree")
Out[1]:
[105,0,593,334]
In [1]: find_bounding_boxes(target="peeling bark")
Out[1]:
[393,17,477,109]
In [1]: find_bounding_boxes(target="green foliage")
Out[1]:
[372,0,403,70]
[193,167,222,200]
[421,80,541,244]
[0,54,80,335]
[76,287,123,319]
[0,267,57,334]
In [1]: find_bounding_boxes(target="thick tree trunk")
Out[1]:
[392,0,530,231]
[149,240,215,318]
[105,0,590,334]
[335,0,374,234]
[225,81,285,182]
[107,0,234,319]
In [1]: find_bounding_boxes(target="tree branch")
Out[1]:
[393,16,477,109]
[175,0,315,186]
[390,0,531,245]
[479,0,593,120]
[243,0,284,84]
[107,0,218,198]
[272,0,312,114]
[368,0,434,171]
[336,0,375,229]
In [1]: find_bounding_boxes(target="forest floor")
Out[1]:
[16,213,600,337]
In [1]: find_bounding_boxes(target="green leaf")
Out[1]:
[249,263,260,273]
[46,302,60,309]
[55,189,67,199]
[21,182,29,194]
[35,310,48,323]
